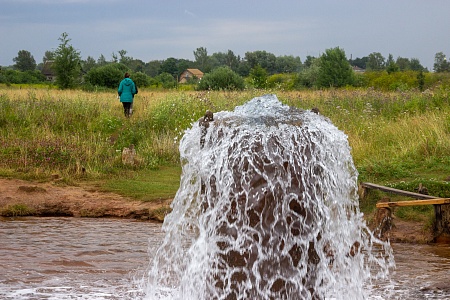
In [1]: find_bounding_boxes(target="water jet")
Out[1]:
[146,95,393,300]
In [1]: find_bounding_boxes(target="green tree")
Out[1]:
[53,32,82,89]
[43,51,55,64]
[128,59,146,73]
[225,50,240,71]
[237,60,251,77]
[366,52,385,71]
[274,55,302,73]
[210,50,239,72]
[396,57,411,71]
[303,55,316,68]
[386,62,400,74]
[145,60,162,77]
[118,49,139,69]
[317,47,354,88]
[349,56,368,69]
[82,56,97,72]
[37,50,55,71]
[434,52,450,72]
[97,54,107,66]
[409,58,425,71]
[386,55,400,74]
[13,50,36,71]
[111,52,118,63]
[386,54,395,66]
[194,47,210,72]
[118,50,129,63]
[245,50,277,74]
[197,66,244,90]
[297,57,320,88]
[177,59,192,76]
[159,57,179,79]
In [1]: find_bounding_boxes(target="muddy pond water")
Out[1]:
[1,217,449,299]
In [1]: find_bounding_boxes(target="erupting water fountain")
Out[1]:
[145,95,394,300]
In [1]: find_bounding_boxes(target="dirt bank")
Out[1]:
[0,178,171,222]
[0,178,436,243]
[375,216,434,244]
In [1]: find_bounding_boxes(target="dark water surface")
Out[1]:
[1,217,449,299]
[0,217,159,299]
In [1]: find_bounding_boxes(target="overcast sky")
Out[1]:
[1,0,449,70]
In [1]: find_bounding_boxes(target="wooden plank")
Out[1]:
[361,182,437,200]
[376,198,450,208]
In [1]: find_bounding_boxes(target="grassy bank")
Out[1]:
[1,85,450,223]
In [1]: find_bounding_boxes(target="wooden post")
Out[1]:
[434,204,450,243]
[373,198,392,240]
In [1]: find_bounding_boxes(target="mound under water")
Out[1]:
[144,95,394,300]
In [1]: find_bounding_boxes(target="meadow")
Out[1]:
[1,85,450,222]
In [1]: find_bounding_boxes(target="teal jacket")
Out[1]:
[118,78,136,103]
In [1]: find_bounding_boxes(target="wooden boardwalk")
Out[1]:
[361,182,450,241]
[360,182,450,208]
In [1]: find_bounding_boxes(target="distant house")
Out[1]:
[179,68,204,83]
[41,60,56,81]
[352,66,365,73]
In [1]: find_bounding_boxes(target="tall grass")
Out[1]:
[279,87,450,194]
[0,88,258,179]
[1,85,450,196]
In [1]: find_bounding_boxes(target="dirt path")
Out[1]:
[0,178,171,222]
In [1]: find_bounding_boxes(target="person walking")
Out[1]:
[117,72,137,117]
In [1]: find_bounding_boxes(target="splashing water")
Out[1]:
[144,95,394,300]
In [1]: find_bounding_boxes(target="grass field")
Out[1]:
[1,85,449,222]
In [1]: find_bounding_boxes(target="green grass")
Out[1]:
[101,165,182,202]
[0,203,35,217]
[1,86,450,224]
[394,205,435,222]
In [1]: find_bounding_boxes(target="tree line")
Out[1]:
[1,32,449,91]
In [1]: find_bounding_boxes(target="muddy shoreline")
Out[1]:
[0,178,436,243]
[0,178,171,222]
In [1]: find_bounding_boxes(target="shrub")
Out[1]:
[85,63,128,89]
[317,47,354,88]
[154,72,177,89]
[296,60,320,88]
[197,67,245,90]
[361,70,436,91]
[0,69,45,84]
[267,73,297,90]
[249,65,268,89]
[131,71,150,88]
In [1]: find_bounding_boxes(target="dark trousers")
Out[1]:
[122,102,133,117]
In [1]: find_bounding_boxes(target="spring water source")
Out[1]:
[145,95,395,300]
